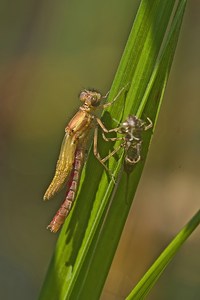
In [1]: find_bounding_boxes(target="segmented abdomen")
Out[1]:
[47,147,85,233]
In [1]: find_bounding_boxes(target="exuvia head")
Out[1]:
[79,89,102,107]
[120,115,138,133]
[122,115,142,129]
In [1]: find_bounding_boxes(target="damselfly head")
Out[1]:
[79,90,102,107]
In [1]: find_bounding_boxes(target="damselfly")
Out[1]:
[44,86,127,232]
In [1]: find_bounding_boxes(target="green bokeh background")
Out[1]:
[0,1,199,299]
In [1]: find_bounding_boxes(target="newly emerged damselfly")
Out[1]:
[44,86,127,232]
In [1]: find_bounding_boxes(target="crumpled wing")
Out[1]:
[44,133,76,200]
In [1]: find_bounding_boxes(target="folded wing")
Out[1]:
[44,133,76,200]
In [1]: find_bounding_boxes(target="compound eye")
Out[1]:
[79,91,88,102]
[91,94,101,107]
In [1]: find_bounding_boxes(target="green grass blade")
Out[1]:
[126,210,200,300]
[39,1,187,299]
[71,1,187,299]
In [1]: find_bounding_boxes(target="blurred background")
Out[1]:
[0,1,199,299]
